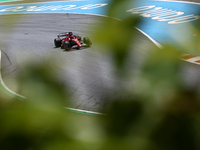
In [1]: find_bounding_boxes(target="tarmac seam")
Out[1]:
[0,50,104,115]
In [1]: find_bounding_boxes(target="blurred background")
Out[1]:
[1,0,200,149]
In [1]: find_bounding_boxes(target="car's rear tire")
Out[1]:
[64,41,71,50]
[83,37,92,46]
[54,38,61,47]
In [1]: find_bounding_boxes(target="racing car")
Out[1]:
[54,32,92,50]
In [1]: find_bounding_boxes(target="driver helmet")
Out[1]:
[69,32,73,36]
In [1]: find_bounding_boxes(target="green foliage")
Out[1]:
[1,0,200,150]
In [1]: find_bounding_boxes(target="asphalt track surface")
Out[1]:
[1,0,200,111]
[0,13,158,110]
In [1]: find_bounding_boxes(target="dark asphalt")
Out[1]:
[0,13,158,111]
[1,0,200,111]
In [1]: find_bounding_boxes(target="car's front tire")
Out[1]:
[54,38,61,47]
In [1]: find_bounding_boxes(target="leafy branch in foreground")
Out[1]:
[1,0,200,150]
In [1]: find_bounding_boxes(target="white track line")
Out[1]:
[0,50,104,115]
[0,0,199,116]
[153,0,200,5]
[65,107,105,115]
[0,50,26,99]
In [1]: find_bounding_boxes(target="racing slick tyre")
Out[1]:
[64,41,72,50]
[83,37,92,46]
[54,38,61,47]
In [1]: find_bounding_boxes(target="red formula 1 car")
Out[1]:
[54,32,92,50]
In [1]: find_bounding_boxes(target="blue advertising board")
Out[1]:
[0,0,199,54]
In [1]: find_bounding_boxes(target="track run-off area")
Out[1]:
[0,0,200,55]
[1,0,200,113]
